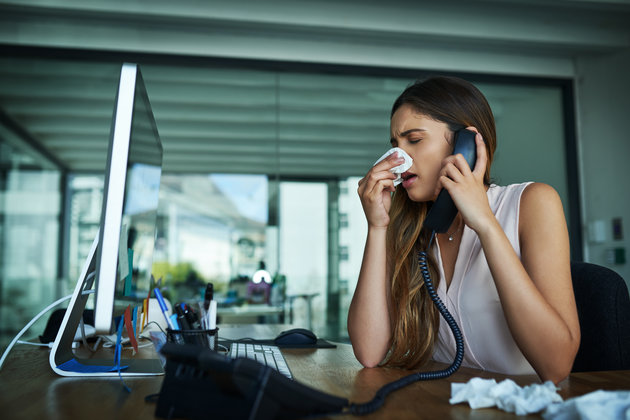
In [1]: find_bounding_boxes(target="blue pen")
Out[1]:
[153,287,176,330]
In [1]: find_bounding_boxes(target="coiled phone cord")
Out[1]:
[349,232,465,415]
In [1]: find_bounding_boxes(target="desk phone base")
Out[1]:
[155,343,348,419]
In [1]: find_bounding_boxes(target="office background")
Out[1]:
[0,0,629,350]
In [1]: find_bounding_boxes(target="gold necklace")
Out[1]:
[446,216,463,242]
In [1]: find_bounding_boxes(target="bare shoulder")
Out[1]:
[520,182,565,226]
[521,182,562,206]
[519,182,568,246]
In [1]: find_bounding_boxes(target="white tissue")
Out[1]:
[450,377,563,416]
[373,147,413,186]
[542,390,630,420]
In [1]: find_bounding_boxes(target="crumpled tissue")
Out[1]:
[542,390,630,420]
[450,377,563,415]
[373,147,413,186]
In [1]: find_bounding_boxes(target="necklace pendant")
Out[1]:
[448,235,454,241]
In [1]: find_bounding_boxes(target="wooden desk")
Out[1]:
[284,346,630,419]
[1,325,629,419]
[0,345,162,419]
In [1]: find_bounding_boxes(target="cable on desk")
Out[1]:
[348,232,465,415]
[0,290,94,369]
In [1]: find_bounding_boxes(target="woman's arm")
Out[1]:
[347,152,403,367]
[347,226,392,367]
[479,182,580,383]
[441,132,579,383]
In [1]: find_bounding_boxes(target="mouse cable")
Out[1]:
[348,231,465,415]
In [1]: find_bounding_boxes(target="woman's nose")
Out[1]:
[397,146,411,158]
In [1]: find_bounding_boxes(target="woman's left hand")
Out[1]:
[435,128,494,234]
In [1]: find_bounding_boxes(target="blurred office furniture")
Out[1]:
[287,293,319,330]
[217,304,284,324]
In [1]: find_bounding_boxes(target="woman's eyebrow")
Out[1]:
[390,128,427,143]
[400,128,427,136]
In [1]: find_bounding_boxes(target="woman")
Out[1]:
[347,76,580,384]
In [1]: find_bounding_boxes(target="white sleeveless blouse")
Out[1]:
[431,182,536,375]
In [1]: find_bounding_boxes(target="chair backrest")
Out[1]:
[571,261,630,372]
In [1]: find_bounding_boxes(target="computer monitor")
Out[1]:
[94,63,162,334]
[50,63,164,377]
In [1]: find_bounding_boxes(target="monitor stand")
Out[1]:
[49,231,164,377]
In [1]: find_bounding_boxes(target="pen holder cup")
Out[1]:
[167,328,219,351]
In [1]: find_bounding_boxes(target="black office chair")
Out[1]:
[571,261,630,372]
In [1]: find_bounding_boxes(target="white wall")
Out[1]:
[575,49,630,285]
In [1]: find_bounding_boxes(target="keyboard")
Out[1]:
[229,342,293,379]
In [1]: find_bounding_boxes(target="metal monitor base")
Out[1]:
[49,231,164,377]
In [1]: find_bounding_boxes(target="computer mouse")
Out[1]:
[274,328,317,346]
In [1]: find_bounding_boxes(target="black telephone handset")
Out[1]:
[423,129,478,233]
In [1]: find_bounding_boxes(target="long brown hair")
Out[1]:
[383,76,496,369]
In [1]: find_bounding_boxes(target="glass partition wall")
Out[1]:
[0,126,62,351]
[0,55,573,350]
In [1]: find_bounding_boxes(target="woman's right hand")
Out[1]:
[357,152,404,228]
[351,152,402,367]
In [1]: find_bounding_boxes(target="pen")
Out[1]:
[183,303,201,330]
[169,314,180,330]
[208,299,217,330]
[206,298,217,349]
[175,304,191,329]
[204,283,213,312]
[175,304,196,344]
[154,287,176,330]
